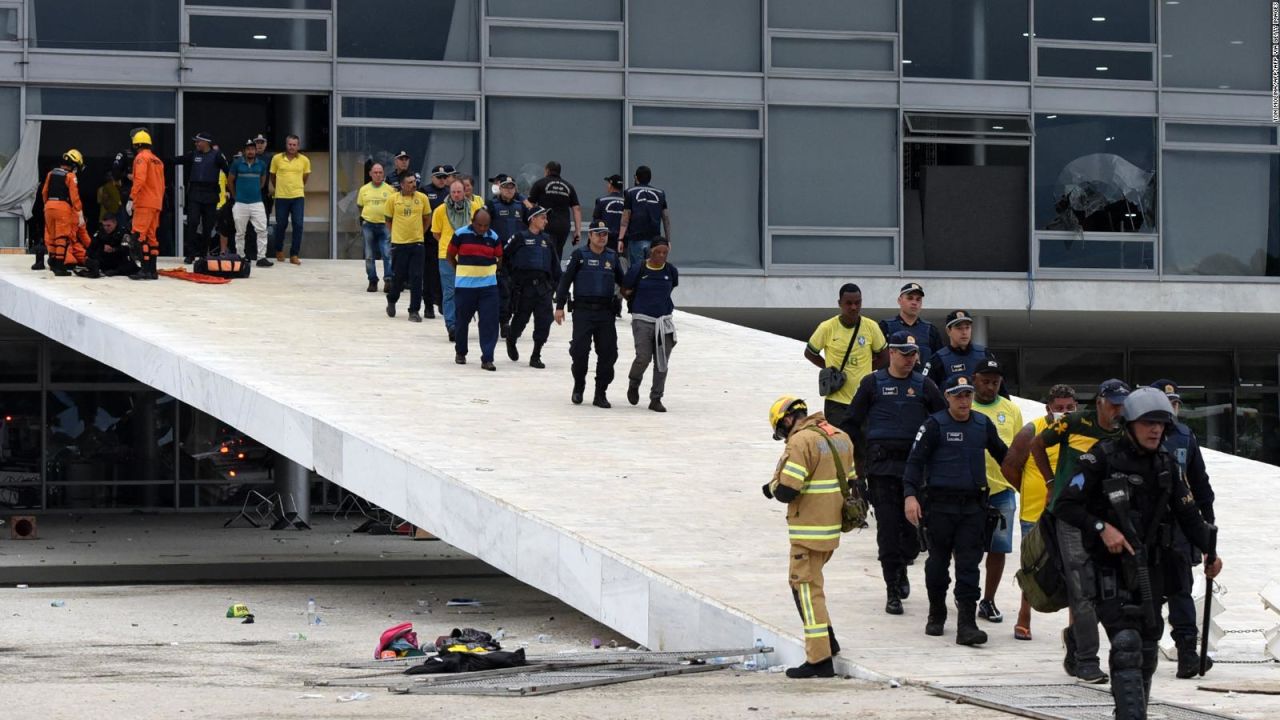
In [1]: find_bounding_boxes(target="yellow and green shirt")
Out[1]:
[1039,409,1125,511]
[357,181,395,224]
[806,316,887,405]
[973,396,1023,496]
[385,191,431,245]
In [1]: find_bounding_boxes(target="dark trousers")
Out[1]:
[1060,519,1103,667]
[424,240,442,310]
[86,239,138,276]
[498,267,512,328]
[184,194,218,258]
[869,474,920,574]
[823,399,852,427]
[387,242,425,313]
[548,220,571,260]
[1165,547,1198,644]
[509,274,554,344]
[570,305,618,391]
[454,284,500,362]
[273,197,305,256]
[923,501,987,607]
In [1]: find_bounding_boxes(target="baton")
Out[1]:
[1200,524,1218,677]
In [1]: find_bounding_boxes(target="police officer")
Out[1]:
[555,220,624,407]
[504,206,560,369]
[904,375,1009,645]
[387,150,414,190]
[173,131,229,263]
[84,214,138,278]
[422,165,454,315]
[592,174,625,253]
[1148,379,1217,678]
[528,160,582,260]
[924,310,993,388]
[1055,388,1222,720]
[842,330,945,614]
[879,283,944,369]
[488,174,526,338]
[763,396,853,679]
[618,165,670,269]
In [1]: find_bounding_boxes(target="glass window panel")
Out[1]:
[903,0,1029,82]
[1022,348,1125,400]
[1236,390,1280,464]
[489,25,617,62]
[178,403,275,508]
[1130,351,1234,389]
[768,0,894,32]
[1035,114,1156,232]
[632,106,758,130]
[771,37,894,73]
[1163,0,1271,91]
[1162,151,1280,277]
[30,0,179,52]
[337,0,478,62]
[341,97,475,122]
[1038,238,1154,269]
[769,106,896,228]
[0,217,19,249]
[190,14,327,52]
[629,0,761,72]
[188,0,330,8]
[0,391,42,510]
[0,342,39,384]
[1034,0,1152,43]
[1166,124,1276,145]
[629,135,759,269]
[1,8,18,42]
[905,113,1031,136]
[0,86,17,169]
[49,346,136,384]
[904,142,1029,272]
[45,390,175,509]
[487,0,621,22]
[772,235,893,266]
[1037,47,1151,81]
[335,126,478,259]
[486,97,621,210]
[1238,351,1279,387]
[28,87,175,119]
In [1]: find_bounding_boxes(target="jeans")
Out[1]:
[1059,520,1102,667]
[387,242,425,313]
[232,202,267,259]
[273,197,305,257]
[361,222,391,281]
[454,284,499,362]
[438,259,457,330]
[626,237,653,269]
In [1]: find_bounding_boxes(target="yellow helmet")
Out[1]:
[131,129,153,146]
[61,148,83,169]
[769,395,807,440]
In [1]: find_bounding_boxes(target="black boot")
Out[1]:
[955,602,988,646]
[49,258,70,276]
[1062,627,1079,678]
[507,336,519,361]
[77,259,101,279]
[1110,668,1147,720]
[828,628,840,657]
[785,658,834,679]
[883,567,904,614]
[593,391,612,409]
[925,603,946,636]
[648,398,666,412]
[500,321,509,339]
[571,381,585,405]
[898,567,911,600]
[1175,637,1210,679]
[31,252,45,271]
[529,342,545,369]
[367,279,378,292]
[627,379,641,406]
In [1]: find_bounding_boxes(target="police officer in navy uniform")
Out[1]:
[422,165,454,315]
[1055,388,1222,720]
[842,330,946,615]
[904,375,1008,645]
[528,160,582,260]
[387,150,415,190]
[618,165,670,269]
[172,131,229,263]
[880,283,944,369]
[924,310,992,388]
[505,206,560,369]
[487,173,526,339]
[592,174,625,253]
[1147,379,1217,678]
[555,220,624,407]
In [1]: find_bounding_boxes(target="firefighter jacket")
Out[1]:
[767,413,855,551]
[42,168,83,213]
[131,148,166,210]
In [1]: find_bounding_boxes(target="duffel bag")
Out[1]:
[1015,511,1070,613]
[195,254,251,279]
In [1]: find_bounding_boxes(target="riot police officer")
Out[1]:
[1148,379,1217,678]
[504,206,560,369]
[903,375,1008,645]
[1055,388,1222,720]
[842,330,945,614]
[555,220,624,407]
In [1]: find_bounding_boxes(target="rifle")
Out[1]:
[1200,524,1218,676]
[1105,473,1168,632]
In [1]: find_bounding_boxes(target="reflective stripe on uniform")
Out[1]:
[798,583,815,625]
[789,525,842,540]
[804,624,830,638]
[800,478,840,494]
[781,461,808,482]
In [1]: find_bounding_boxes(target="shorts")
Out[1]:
[1020,520,1035,541]
[987,489,1017,553]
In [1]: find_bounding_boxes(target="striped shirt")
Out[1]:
[447,225,502,288]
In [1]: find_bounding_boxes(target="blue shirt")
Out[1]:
[229,158,266,204]
[622,262,678,317]
[623,183,667,239]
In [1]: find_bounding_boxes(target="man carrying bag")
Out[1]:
[804,283,887,426]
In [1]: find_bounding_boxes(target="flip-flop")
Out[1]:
[1014,625,1032,641]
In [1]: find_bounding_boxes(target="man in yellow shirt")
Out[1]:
[269,133,311,265]
[969,359,1023,626]
[383,173,431,323]
[1001,383,1078,641]
[804,283,888,426]
[431,180,480,342]
[357,163,396,294]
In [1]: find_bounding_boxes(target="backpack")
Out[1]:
[1015,512,1070,613]
[194,254,252,279]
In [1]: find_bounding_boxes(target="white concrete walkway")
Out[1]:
[2,257,1276,717]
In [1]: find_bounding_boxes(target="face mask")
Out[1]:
[1051,412,1067,422]
[490,184,500,196]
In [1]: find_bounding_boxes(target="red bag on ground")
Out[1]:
[375,622,419,659]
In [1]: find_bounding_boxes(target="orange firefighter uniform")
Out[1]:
[766,412,854,665]
[41,166,91,267]
[131,145,166,260]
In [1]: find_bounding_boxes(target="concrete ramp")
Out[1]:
[3,257,1278,710]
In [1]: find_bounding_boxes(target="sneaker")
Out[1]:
[256,258,273,267]
[408,312,421,323]
[1075,664,1109,684]
[367,280,378,293]
[978,599,1003,623]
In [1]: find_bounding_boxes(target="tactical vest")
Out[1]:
[509,230,553,274]
[929,343,987,383]
[866,369,929,444]
[489,198,524,243]
[881,316,938,366]
[189,150,221,185]
[572,248,618,299]
[46,168,72,202]
[925,411,991,494]
[1163,422,1193,473]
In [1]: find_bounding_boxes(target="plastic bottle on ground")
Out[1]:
[306,598,317,626]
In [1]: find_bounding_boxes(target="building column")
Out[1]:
[274,455,310,524]
[971,315,990,348]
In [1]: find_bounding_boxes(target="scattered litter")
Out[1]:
[494,628,506,640]
[290,633,308,641]
[15,584,28,589]
[50,600,66,608]
[591,638,602,649]
[889,679,902,688]
[446,598,481,607]
[537,634,551,644]
[297,693,323,700]
[332,540,342,545]
[170,642,180,646]
[337,691,372,703]
[767,665,786,673]
[226,603,253,621]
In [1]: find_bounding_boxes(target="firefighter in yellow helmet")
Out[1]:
[40,149,93,276]
[763,395,855,679]
[128,128,165,280]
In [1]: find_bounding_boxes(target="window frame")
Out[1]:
[766,28,898,79]
[1033,39,1156,87]
[183,5,332,58]
[482,17,622,68]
